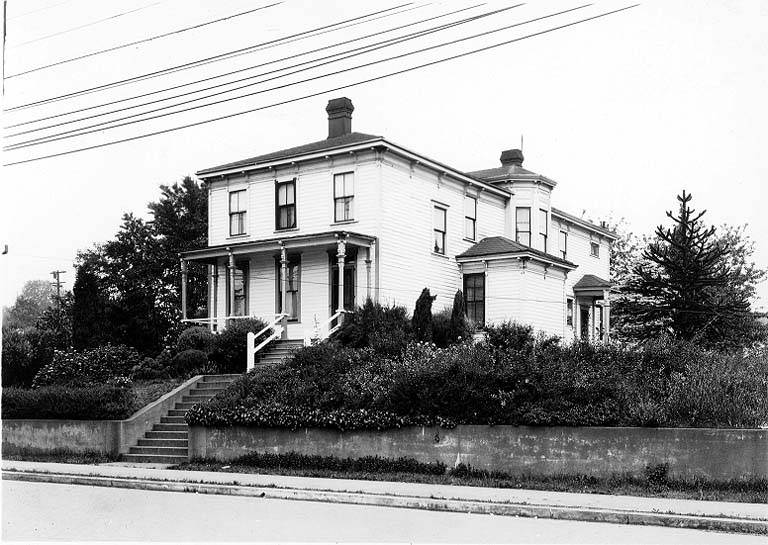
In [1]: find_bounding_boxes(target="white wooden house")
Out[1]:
[180,97,616,348]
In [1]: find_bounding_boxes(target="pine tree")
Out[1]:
[412,288,436,342]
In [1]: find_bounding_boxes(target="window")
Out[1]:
[433,206,447,254]
[515,207,531,246]
[275,180,296,230]
[463,274,485,326]
[333,172,354,222]
[229,190,246,236]
[464,196,477,240]
[559,230,568,260]
[590,241,600,257]
[566,298,574,327]
[277,255,301,320]
[539,208,548,251]
[226,261,248,316]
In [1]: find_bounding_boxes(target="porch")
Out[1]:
[179,231,377,342]
[572,274,612,342]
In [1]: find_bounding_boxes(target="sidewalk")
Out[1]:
[3,460,766,534]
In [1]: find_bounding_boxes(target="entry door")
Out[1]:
[579,305,590,340]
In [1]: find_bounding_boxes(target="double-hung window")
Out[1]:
[590,241,600,257]
[515,207,531,246]
[229,190,246,236]
[539,208,548,251]
[464,196,477,240]
[433,206,447,254]
[333,172,354,222]
[464,273,485,326]
[276,180,296,230]
[559,230,568,260]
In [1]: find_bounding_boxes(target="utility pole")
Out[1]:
[51,270,66,311]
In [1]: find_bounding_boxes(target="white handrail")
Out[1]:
[308,309,350,345]
[246,313,288,372]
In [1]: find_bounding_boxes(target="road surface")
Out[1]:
[2,480,761,542]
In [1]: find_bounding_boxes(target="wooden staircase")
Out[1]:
[121,374,240,464]
[255,339,304,366]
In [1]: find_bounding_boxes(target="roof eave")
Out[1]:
[456,251,577,270]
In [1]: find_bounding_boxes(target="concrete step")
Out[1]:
[186,390,218,397]
[145,430,188,440]
[182,395,215,403]
[160,416,186,424]
[121,453,188,464]
[137,438,188,448]
[152,423,188,432]
[167,409,188,417]
[202,374,241,382]
[194,381,232,390]
[129,446,188,456]
[175,402,197,410]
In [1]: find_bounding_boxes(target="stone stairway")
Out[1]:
[256,339,304,366]
[121,374,241,464]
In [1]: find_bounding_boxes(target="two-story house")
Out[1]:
[180,97,616,344]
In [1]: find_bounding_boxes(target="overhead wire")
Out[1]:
[4,3,416,111]
[5,3,483,132]
[8,0,75,21]
[7,0,166,48]
[3,4,640,167]
[5,3,509,142]
[6,2,283,78]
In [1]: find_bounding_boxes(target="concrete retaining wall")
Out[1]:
[2,375,203,456]
[189,425,768,480]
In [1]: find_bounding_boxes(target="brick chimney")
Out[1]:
[326,97,354,139]
[500,149,524,166]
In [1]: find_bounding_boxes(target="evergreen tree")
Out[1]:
[449,289,469,341]
[412,288,436,342]
[72,263,106,349]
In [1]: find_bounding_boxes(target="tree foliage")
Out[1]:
[2,280,53,330]
[412,288,436,342]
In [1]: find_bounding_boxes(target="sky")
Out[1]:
[1,0,767,311]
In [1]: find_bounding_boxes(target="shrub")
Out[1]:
[211,318,271,373]
[32,344,142,388]
[176,326,216,354]
[412,288,436,342]
[334,299,413,356]
[450,290,471,341]
[1,328,36,387]
[484,321,536,352]
[131,356,172,380]
[172,349,209,376]
[431,308,453,348]
[2,384,136,419]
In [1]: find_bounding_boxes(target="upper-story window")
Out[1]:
[559,230,568,260]
[464,196,477,240]
[229,189,247,236]
[333,172,354,222]
[433,205,447,254]
[275,179,296,230]
[539,209,548,251]
[590,241,600,257]
[515,207,531,246]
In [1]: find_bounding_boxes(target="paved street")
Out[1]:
[3,480,762,543]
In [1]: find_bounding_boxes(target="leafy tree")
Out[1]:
[72,262,107,349]
[412,288,436,342]
[2,280,53,330]
[620,191,765,348]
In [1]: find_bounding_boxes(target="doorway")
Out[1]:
[579,305,590,340]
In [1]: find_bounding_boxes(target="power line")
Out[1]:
[4,3,414,111]
[5,3,474,130]
[3,4,640,167]
[8,0,75,21]
[7,1,165,48]
[6,3,587,150]
[6,3,508,144]
[6,2,284,79]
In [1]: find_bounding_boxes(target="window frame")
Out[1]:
[559,230,568,260]
[515,207,531,247]
[463,273,485,326]
[433,205,447,255]
[228,189,247,237]
[226,260,249,316]
[566,297,574,327]
[275,179,297,231]
[539,208,548,251]
[464,195,477,241]
[590,241,600,258]
[276,254,301,322]
[333,172,355,223]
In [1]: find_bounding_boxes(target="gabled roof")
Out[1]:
[573,274,612,290]
[197,132,382,176]
[456,236,576,269]
[551,207,618,239]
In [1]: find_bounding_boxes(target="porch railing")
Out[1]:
[306,310,350,345]
[246,313,288,372]
[181,314,260,332]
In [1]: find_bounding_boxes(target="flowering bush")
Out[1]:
[31,344,142,388]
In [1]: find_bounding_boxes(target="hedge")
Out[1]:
[2,384,136,420]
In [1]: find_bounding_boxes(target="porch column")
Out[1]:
[227,250,235,323]
[280,244,288,339]
[180,258,188,321]
[602,289,611,342]
[209,265,218,332]
[336,236,346,324]
[365,246,372,301]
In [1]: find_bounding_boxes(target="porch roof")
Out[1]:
[455,236,577,269]
[181,230,375,263]
[573,274,612,291]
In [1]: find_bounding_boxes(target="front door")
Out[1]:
[579,305,590,340]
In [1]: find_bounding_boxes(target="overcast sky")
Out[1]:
[1,0,766,311]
